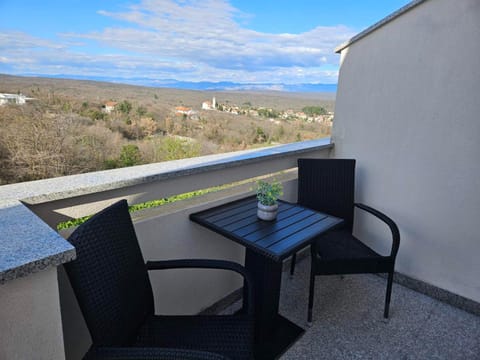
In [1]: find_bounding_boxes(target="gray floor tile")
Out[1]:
[279,258,480,360]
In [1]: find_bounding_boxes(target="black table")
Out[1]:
[190,195,343,359]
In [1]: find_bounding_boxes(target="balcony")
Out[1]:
[2,1,480,357]
[1,137,479,359]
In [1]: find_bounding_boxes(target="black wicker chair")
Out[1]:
[64,199,254,360]
[290,159,400,323]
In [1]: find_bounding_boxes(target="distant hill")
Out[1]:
[122,79,337,93]
[0,74,336,109]
[0,73,335,184]
[12,73,337,94]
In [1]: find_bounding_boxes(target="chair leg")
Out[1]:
[307,264,316,324]
[290,252,297,277]
[384,271,394,318]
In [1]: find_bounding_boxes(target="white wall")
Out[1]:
[0,268,65,360]
[332,0,480,302]
[136,197,247,315]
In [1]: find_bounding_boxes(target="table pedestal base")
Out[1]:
[245,250,305,359]
[254,314,304,359]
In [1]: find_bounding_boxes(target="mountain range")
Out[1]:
[26,74,337,93]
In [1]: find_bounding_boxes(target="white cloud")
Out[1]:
[0,0,356,85]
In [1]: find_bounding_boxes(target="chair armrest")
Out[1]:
[145,259,254,316]
[354,203,400,258]
[85,346,231,360]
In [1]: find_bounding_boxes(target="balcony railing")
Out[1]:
[0,138,333,359]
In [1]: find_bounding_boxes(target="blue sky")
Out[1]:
[0,0,411,87]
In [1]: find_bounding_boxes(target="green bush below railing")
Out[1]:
[56,170,293,231]
[56,187,225,230]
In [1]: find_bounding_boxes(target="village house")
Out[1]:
[202,96,216,110]
[280,109,295,119]
[102,101,117,113]
[313,113,334,126]
[175,106,196,116]
[295,111,308,120]
[0,93,34,106]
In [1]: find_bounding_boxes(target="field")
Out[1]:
[0,74,335,184]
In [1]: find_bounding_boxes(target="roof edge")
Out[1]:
[335,0,429,53]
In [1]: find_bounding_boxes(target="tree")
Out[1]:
[302,106,328,116]
[158,137,200,161]
[119,144,142,167]
[118,100,132,114]
[254,127,268,143]
[84,109,106,121]
[0,108,80,182]
[258,108,279,118]
[136,106,147,117]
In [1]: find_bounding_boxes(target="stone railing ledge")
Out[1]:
[0,200,75,284]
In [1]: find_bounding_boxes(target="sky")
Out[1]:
[0,0,412,87]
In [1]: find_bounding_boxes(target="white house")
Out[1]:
[0,93,33,106]
[202,96,216,110]
[102,101,117,113]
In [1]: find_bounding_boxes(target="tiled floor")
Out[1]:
[277,258,480,359]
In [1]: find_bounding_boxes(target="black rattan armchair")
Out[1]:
[65,200,254,360]
[290,159,400,323]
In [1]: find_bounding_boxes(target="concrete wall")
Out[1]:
[332,0,480,302]
[136,195,248,315]
[0,268,65,360]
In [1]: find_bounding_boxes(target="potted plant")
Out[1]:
[255,180,283,221]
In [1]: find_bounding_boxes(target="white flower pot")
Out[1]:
[257,202,278,221]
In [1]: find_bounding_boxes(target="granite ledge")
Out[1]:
[0,201,76,284]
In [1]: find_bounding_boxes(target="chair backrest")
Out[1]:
[298,159,356,232]
[64,199,154,346]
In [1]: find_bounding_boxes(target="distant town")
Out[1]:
[172,96,334,126]
[76,95,334,127]
[0,91,334,129]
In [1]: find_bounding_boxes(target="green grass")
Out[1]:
[56,171,291,231]
[56,183,238,231]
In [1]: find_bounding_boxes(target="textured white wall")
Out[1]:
[0,268,65,360]
[136,198,247,314]
[332,0,480,302]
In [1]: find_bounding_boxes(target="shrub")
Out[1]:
[119,144,142,167]
[255,180,283,206]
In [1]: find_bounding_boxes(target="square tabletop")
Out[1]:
[190,195,343,262]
